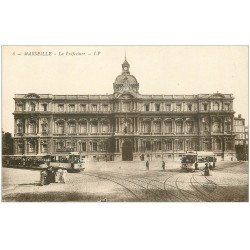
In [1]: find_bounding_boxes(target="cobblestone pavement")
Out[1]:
[2,161,248,202]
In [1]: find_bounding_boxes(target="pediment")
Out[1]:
[115,92,137,99]
[25,93,40,99]
[209,93,225,99]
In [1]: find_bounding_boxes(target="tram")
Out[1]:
[181,151,216,172]
[2,152,85,172]
[44,152,85,172]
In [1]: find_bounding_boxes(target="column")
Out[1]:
[24,139,27,155]
[137,117,140,132]
[37,139,41,154]
[172,119,175,134]
[172,139,175,160]
[161,119,164,135]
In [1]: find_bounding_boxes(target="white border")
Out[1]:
[1,1,250,250]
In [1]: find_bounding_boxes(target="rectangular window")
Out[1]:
[58,104,64,112]
[92,142,97,152]
[103,105,108,111]
[69,104,75,112]
[187,104,192,111]
[81,142,86,152]
[176,123,182,133]
[42,104,47,111]
[17,104,23,111]
[224,104,230,110]
[80,104,86,111]
[165,122,172,133]
[203,104,208,111]
[123,102,130,111]
[155,104,160,111]
[145,104,149,111]
[92,105,97,111]
[166,141,172,151]
[176,104,181,111]
[166,104,171,111]
[41,144,48,153]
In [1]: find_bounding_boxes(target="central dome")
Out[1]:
[113,58,139,93]
[115,74,138,85]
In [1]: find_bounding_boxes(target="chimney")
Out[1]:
[238,114,242,118]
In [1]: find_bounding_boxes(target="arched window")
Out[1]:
[100,141,107,152]
[186,121,194,133]
[28,141,35,153]
[165,121,172,133]
[213,121,220,132]
[57,122,65,134]
[102,122,109,133]
[146,141,151,151]
[80,142,86,152]
[30,102,36,111]
[225,122,231,132]
[176,140,183,151]
[91,142,98,151]
[226,141,232,150]
[41,143,48,153]
[79,122,87,134]
[214,102,219,110]
[28,121,36,134]
[142,121,151,133]
[41,123,48,132]
[176,121,183,133]
[154,121,161,133]
[203,122,209,131]
[91,121,98,134]
[122,102,130,112]
[155,141,162,151]
[68,122,76,134]
[17,143,23,154]
[214,139,221,150]
[17,104,23,111]
[57,141,65,150]
[17,123,23,133]
[165,140,172,151]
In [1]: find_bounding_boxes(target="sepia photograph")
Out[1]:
[1,45,249,202]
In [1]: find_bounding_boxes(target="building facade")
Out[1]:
[13,58,236,161]
[234,114,246,145]
[234,115,248,160]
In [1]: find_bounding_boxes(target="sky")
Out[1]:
[2,45,248,134]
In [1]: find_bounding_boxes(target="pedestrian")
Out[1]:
[204,164,210,176]
[62,168,68,183]
[55,168,63,183]
[195,161,198,170]
[40,169,48,186]
[212,159,216,169]
[46,167,55,184]
[162,161,166,171]
[146,160,149,171]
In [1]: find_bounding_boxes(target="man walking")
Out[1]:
[146,160,149,171]
[162,161,166,171]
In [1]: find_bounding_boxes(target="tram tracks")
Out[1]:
[83,172,142,201]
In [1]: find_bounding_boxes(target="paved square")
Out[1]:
[2,161,248,202]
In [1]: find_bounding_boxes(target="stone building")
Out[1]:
[234,114,246,145]
[13,57,236,161]
[234,115,248,160]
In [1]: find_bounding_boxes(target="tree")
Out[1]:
[2,131,14,155]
